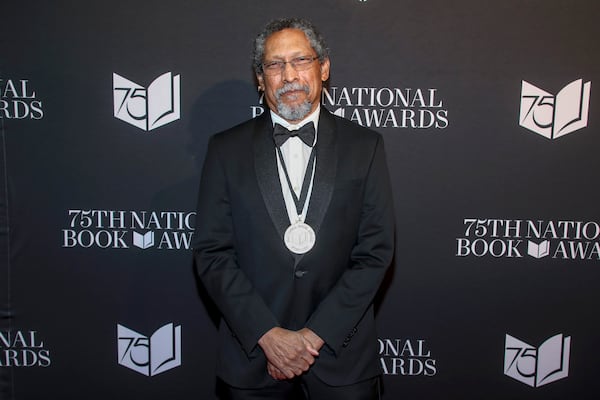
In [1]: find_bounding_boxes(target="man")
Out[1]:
[193,17,395,399]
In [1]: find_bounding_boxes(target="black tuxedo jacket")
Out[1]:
[193,110,395,388]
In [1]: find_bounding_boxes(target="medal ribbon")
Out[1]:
[274,125,317,218]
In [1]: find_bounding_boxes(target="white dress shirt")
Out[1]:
[270,107,320,225]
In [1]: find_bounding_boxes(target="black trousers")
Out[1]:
[217,373,381,400]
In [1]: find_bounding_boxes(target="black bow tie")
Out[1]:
[273,122,315,147]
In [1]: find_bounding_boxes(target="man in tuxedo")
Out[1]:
[193,17,395,399]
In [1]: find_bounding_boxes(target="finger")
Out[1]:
[269,367,281,380]
[306,345,319,357]
[301,353,316,366]
[284,369,295,379]
[301,338,320,357]
[275,370,287,380]
[278,371,288,380]
[268,363,287,380]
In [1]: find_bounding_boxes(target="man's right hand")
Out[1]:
[258,327,320,379]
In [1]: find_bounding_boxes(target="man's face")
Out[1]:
[257,28,330,123]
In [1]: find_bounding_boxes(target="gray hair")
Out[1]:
[253,18,330,74]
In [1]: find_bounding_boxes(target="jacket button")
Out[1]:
[295,270,307,278]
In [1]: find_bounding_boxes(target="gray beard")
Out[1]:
[277,100,312,121]
[275,83,313,121]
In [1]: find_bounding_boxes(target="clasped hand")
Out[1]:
[258,327,324,380]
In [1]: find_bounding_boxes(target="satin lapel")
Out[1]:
[305,111,337,241]
[253,113,289,239]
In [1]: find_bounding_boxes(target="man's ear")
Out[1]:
[256,73,265,91]
[320,58,330,82]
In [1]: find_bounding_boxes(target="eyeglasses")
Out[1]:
[261,56,319,76]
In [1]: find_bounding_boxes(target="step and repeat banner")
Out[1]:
[1,1,599,399]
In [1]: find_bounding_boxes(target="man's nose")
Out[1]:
[282,62,299,82]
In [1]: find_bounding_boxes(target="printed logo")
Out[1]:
[113,72,181,131]
[323,87,448,129]
[62,209,195,250]
[0,79,44,119]
[520,79,591,139]
[378,338,436,376]
[117,323,181,376]
[528,240,550,259]
[251,86,449,130]
[456,218,600,261]
[0,330,51,367]
[133,231,155,249]
[504,333,570,387]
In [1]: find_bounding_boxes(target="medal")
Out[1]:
[284,221,316,254]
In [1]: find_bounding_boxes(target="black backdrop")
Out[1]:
[2,1,599,399]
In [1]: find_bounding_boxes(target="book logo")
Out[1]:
[117,323,182,376]
[519,79,591,139]
[527,240,550,258]
[504,333,570,387]
[332,107,346,118]
[133,231,154,249]
[113,72,181,131]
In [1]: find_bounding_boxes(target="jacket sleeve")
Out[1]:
[305,135,395,355]
[192,135,279,357]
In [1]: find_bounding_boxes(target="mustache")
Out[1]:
[275,83,310,98]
